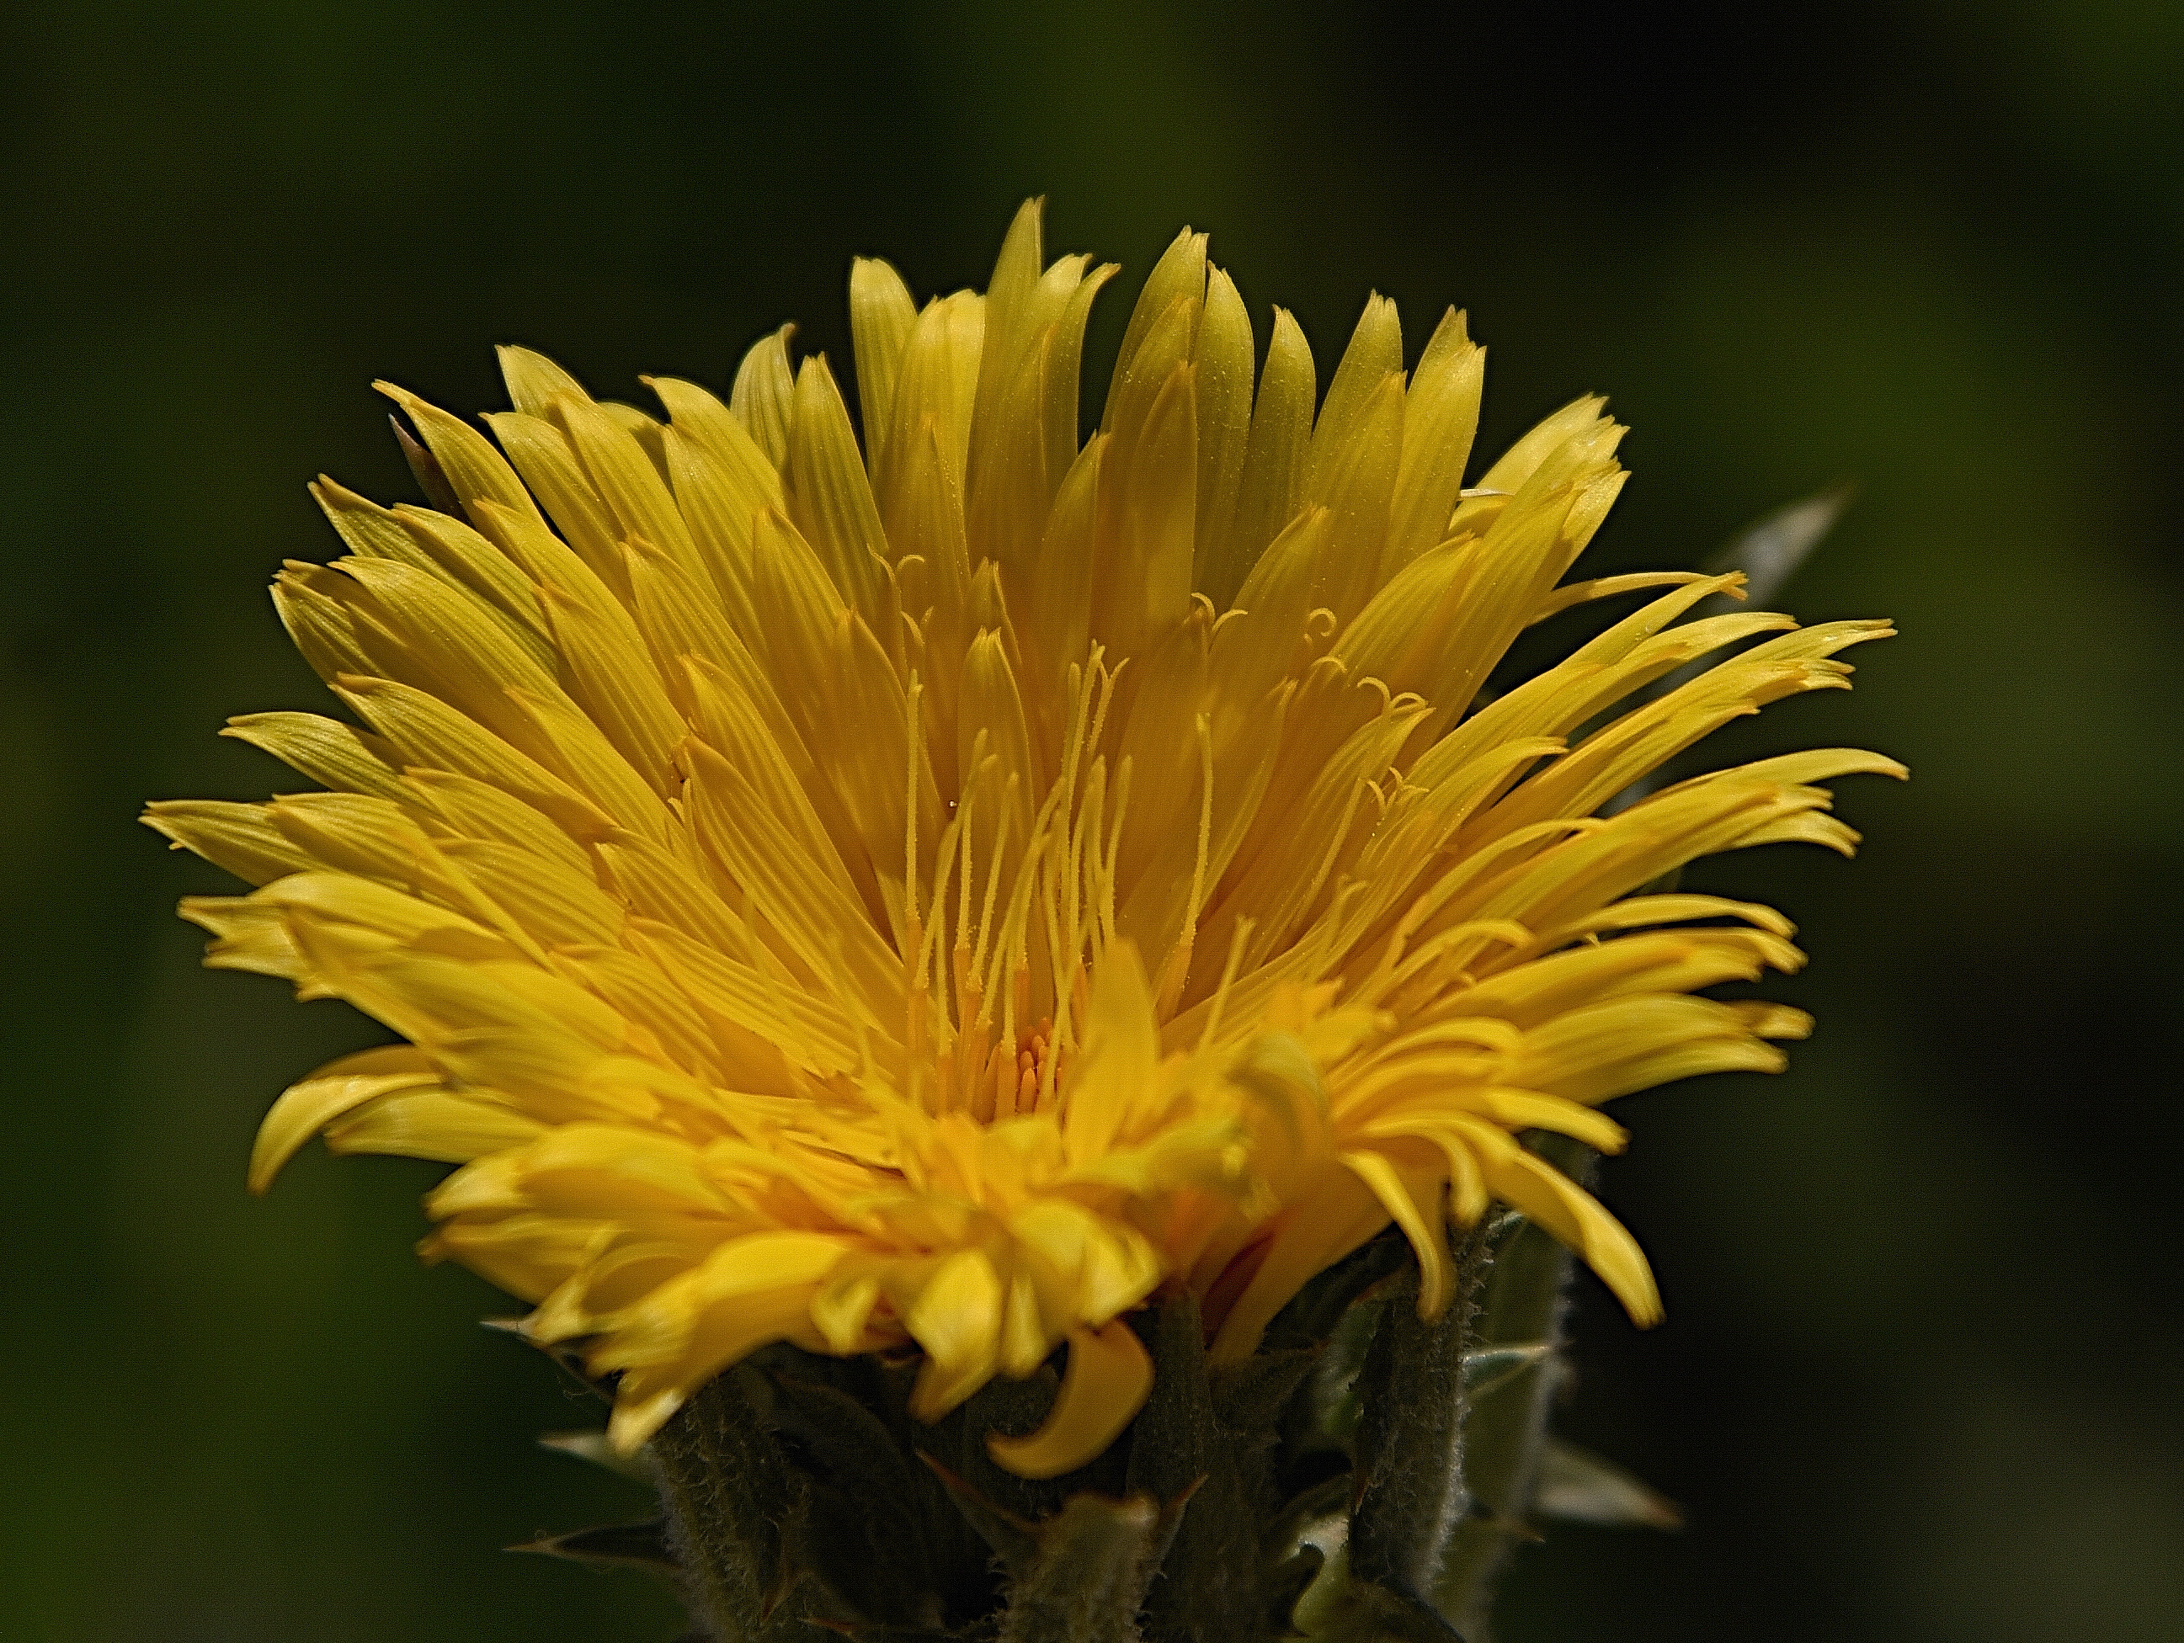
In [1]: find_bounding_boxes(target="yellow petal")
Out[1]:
[157,208,1898,1485]
[323,1087,545,1165]
[729,324,798,470]
[1465,1124,1663,1327]
[220,711,406,800]
[249,1045,439,1193]
[849,258,918,472]
[906,1248,1005,1419]
[986,1318,1152,1479]
[142,800,312,888]
[1339,1145,1452,1315]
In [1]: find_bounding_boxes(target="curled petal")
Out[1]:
[986,1319,1153,1480]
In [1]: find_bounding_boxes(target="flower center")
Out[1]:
[929,1007,1062,1124]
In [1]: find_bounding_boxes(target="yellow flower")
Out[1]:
[147,200,1898,1480]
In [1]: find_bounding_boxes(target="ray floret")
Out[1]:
[150,198,1900,1478]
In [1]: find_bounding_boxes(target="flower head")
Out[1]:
[148,201,1898,1478]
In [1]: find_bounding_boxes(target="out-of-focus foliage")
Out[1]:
[2,2,2179,1639]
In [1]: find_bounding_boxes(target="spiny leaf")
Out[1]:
[921,1455,1043,1578]
[1290,1293,1388,1454]
[995,1492,1169,1643]
[1458,1343,1552,1402]
[1533,1438,1683,1531]
[539,1428,654,1483]
[1124,1297,1218,1503]
[649,1368,808,1642]
[1348,1217,1493,1610]
[1210,1346,1318,1436]
[1709,485,1851,606]
[799,1482,949,1630]
[481,1315,608,1398]
[768,1363,921,1494]
[1129,1294,1264,1643]
[511,1518,678,1576]
[769,1373,945,1626]
[1431,1135,1590,1636]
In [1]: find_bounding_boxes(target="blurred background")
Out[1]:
[5,1,2181,1638]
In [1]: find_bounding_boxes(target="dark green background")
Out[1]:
[6,2,2180,1638]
